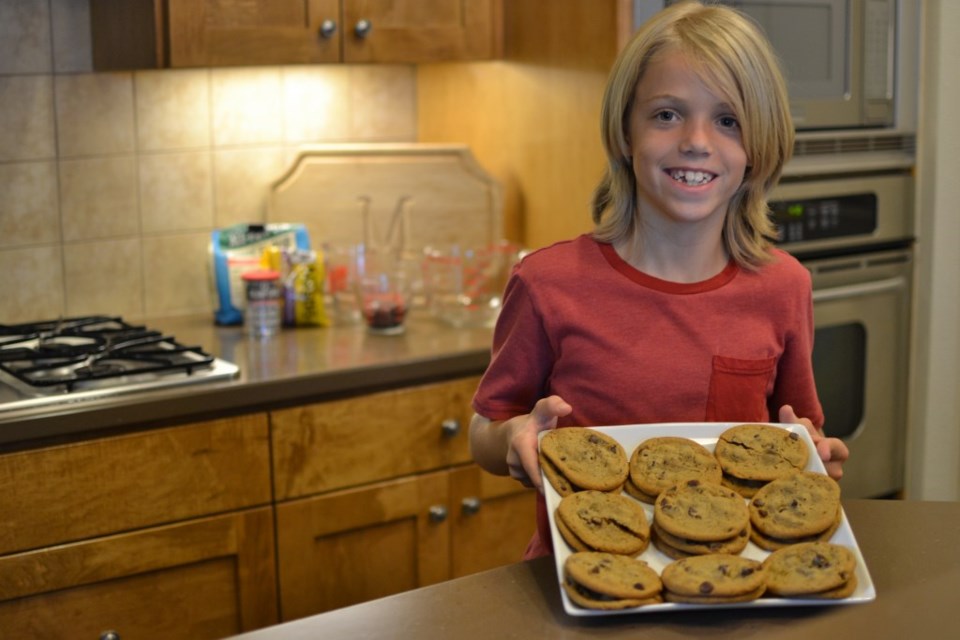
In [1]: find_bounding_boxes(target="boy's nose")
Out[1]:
[680,120,711,155]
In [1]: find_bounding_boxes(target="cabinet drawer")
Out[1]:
[271,376,478,499]
[0,414,271,555]
[0,507,277,639]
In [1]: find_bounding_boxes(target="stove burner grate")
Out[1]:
[0,315,216,392]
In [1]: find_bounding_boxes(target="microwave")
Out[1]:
[635,0,919,132]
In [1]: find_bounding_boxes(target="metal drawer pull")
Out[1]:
[462,497,482,515]
[319,19,337,39]
[100,632,120,640]
[355,19,372,38]
[441,419,461,437]
[429,505,448,522]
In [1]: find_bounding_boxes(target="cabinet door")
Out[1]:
[0,413,271,556]
[448,464,537,578]
[271,376,478,499]
[166,0,341,66]
[0,508,277,639]
[276,471,449,620]
[343,0,498,62]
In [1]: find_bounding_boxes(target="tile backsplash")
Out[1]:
[0,0,417,324]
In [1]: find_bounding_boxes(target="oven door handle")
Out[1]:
[812,276,907,303]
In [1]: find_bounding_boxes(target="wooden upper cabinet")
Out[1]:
[90,0,501,69]
[341,0,499,63]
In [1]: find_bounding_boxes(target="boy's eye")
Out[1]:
[718,115,740,129]
[655,110,678,122]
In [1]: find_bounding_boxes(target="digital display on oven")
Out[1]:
[771,193,878,244]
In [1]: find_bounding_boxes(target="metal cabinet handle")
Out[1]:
[441,418,461,438]
[354,19,373,38]
[100,632,121,640]
[461,497,481,515]
[428,505,448,522]
[319,19,337,39]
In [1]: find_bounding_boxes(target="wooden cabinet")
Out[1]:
[271,376,536,620]
[0,375,532,631]
[90,0,502,69]
[0,508,276,640]
[0,414,277,638]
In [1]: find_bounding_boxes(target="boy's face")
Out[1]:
[626,51,748,234]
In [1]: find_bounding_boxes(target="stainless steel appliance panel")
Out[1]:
[808,249,911,498]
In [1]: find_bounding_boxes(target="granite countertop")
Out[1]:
[0,312,494,449]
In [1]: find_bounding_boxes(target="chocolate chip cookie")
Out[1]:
[661,554,766,603]
[540,427,629,494]
[654,480,750,543]
[762,541,857,597]
[556,490,650,555]
[714,424,810,486]
[562,551,663,609]
[628,437,722,504]
[749,471,842,539]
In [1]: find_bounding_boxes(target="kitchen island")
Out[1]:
[229,498,959,640]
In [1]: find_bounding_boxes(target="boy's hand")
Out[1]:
[505,396,572,492]
[779,405,849,480]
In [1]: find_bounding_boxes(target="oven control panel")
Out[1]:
[772,193,878,245]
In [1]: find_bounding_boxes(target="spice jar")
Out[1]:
[242,269,282,337]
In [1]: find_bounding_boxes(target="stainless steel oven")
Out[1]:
[771,171,914,498]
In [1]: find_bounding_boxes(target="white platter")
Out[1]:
[540,422,876,616]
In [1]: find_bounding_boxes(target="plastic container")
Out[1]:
[242,269,282,337]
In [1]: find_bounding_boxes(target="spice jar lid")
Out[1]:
[242,269,280,281]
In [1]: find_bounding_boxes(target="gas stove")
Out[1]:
[0,316,239,413]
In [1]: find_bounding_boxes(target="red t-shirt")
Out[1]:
[471,234,823,559]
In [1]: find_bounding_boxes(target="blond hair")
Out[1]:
[591,0,794,268]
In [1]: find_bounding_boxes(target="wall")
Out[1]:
[0,0,416,324]
[909,0,960,501]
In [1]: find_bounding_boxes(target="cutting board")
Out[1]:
[268,143,503,255]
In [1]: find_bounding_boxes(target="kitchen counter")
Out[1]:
[0,313,494,448]
[230,498,959,640]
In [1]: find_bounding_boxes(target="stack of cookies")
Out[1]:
[762,541,858,599]
[562,551,663,609]
[539,427,628,496]
[660,554,766,604]
[651,479,751,559]
[626,436,722,504]
[556,490,650,555]
[748,471,843,550]
[713,424,810,497]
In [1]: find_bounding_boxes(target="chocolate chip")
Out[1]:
[789,432,800,440]
[754,499,765,507]
[687,479,701,487]
[758,508,769,518]
[699,581,714,594]
[634,582,646,590]
[812,553,831,568]
[741,567,755,577]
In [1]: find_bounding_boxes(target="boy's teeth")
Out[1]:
[670,169,713,186]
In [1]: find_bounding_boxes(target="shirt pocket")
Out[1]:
[705,355,777,422]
